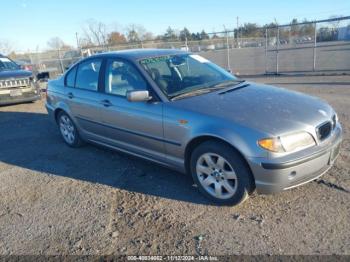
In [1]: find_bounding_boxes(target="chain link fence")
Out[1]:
[265,17,350,74]
[11,16,350,78]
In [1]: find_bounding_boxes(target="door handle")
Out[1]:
[100,99,112,107]
[67,92,74,99]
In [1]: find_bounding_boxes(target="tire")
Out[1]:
[57,111,83,148]
[190,140,255,206]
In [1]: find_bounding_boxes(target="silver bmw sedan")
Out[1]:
[46,49,342,205]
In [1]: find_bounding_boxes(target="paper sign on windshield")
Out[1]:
[0,58,11,62]
[190,55,209,63]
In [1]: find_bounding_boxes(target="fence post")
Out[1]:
[29,53,33,69]
[313,22,317,71]
[265,28,268,74]
[276,26,279,74]
[58,47,64,74]
[226,30,231,71]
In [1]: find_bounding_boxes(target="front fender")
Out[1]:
[186,123,268,159]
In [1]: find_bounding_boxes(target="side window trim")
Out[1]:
[98,58,107,93]
[73,64,78,87]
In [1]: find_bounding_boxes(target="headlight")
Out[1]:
[258,132,316,153]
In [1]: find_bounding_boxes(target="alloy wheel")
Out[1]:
[196,153,238,199]
[59,115,75,145]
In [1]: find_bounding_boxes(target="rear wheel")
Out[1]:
[57,111,83,147]
[190,140,254,205]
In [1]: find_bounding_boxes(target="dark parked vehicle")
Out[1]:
[46,49,342,205]
[0,54,41,105]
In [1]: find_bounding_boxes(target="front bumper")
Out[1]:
[0,88,41,106]
[247,124,342,194]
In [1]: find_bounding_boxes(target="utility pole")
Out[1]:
[313,22,317,71]
[76,32,82,58]
[75,32,79,49]
[265,28,268,74]
[58,47,64,74]
[236,16,240,48]
[274,18,279,74]
[276,26,279,74]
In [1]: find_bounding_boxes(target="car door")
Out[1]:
[98,58,165,161]
[63,58,106,137]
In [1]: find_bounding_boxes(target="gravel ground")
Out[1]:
[0,75,349,256]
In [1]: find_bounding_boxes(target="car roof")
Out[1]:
[91,48,189,61]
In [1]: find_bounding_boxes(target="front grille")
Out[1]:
[0,78,30,89]
[317,121,332,141]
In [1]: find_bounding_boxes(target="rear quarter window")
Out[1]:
[65,66,77,87]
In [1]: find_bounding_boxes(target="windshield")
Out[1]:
[140,54,238,99]
[0,57,20,71]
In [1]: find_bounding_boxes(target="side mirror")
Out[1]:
[126,90,152,102]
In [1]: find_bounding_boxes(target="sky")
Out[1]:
[1,0,350,52]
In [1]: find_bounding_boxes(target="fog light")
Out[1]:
[288,171,297,180]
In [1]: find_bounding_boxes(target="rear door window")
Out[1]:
[75,59,102,91]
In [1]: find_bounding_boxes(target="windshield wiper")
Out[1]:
[170,86,225,101]
[210,79,245,88]
[169,80,245,101]
[218,82,250,95]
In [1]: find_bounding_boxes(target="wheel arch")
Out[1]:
[54,108,64,123]
[184,135,256,192]
[53,102,74,124]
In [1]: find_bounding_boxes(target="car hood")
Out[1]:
[170,82,335,136]
[0,70,32,80]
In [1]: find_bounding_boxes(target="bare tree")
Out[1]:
[82,19,109,47]
[125,24,152,42]
[0,39,14,55]
[143,32,154,41]
[47,37,65,50]
[125,24,140,42]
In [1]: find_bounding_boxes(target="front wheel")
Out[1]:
[190,141,255,206]
[57,111,83,147]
